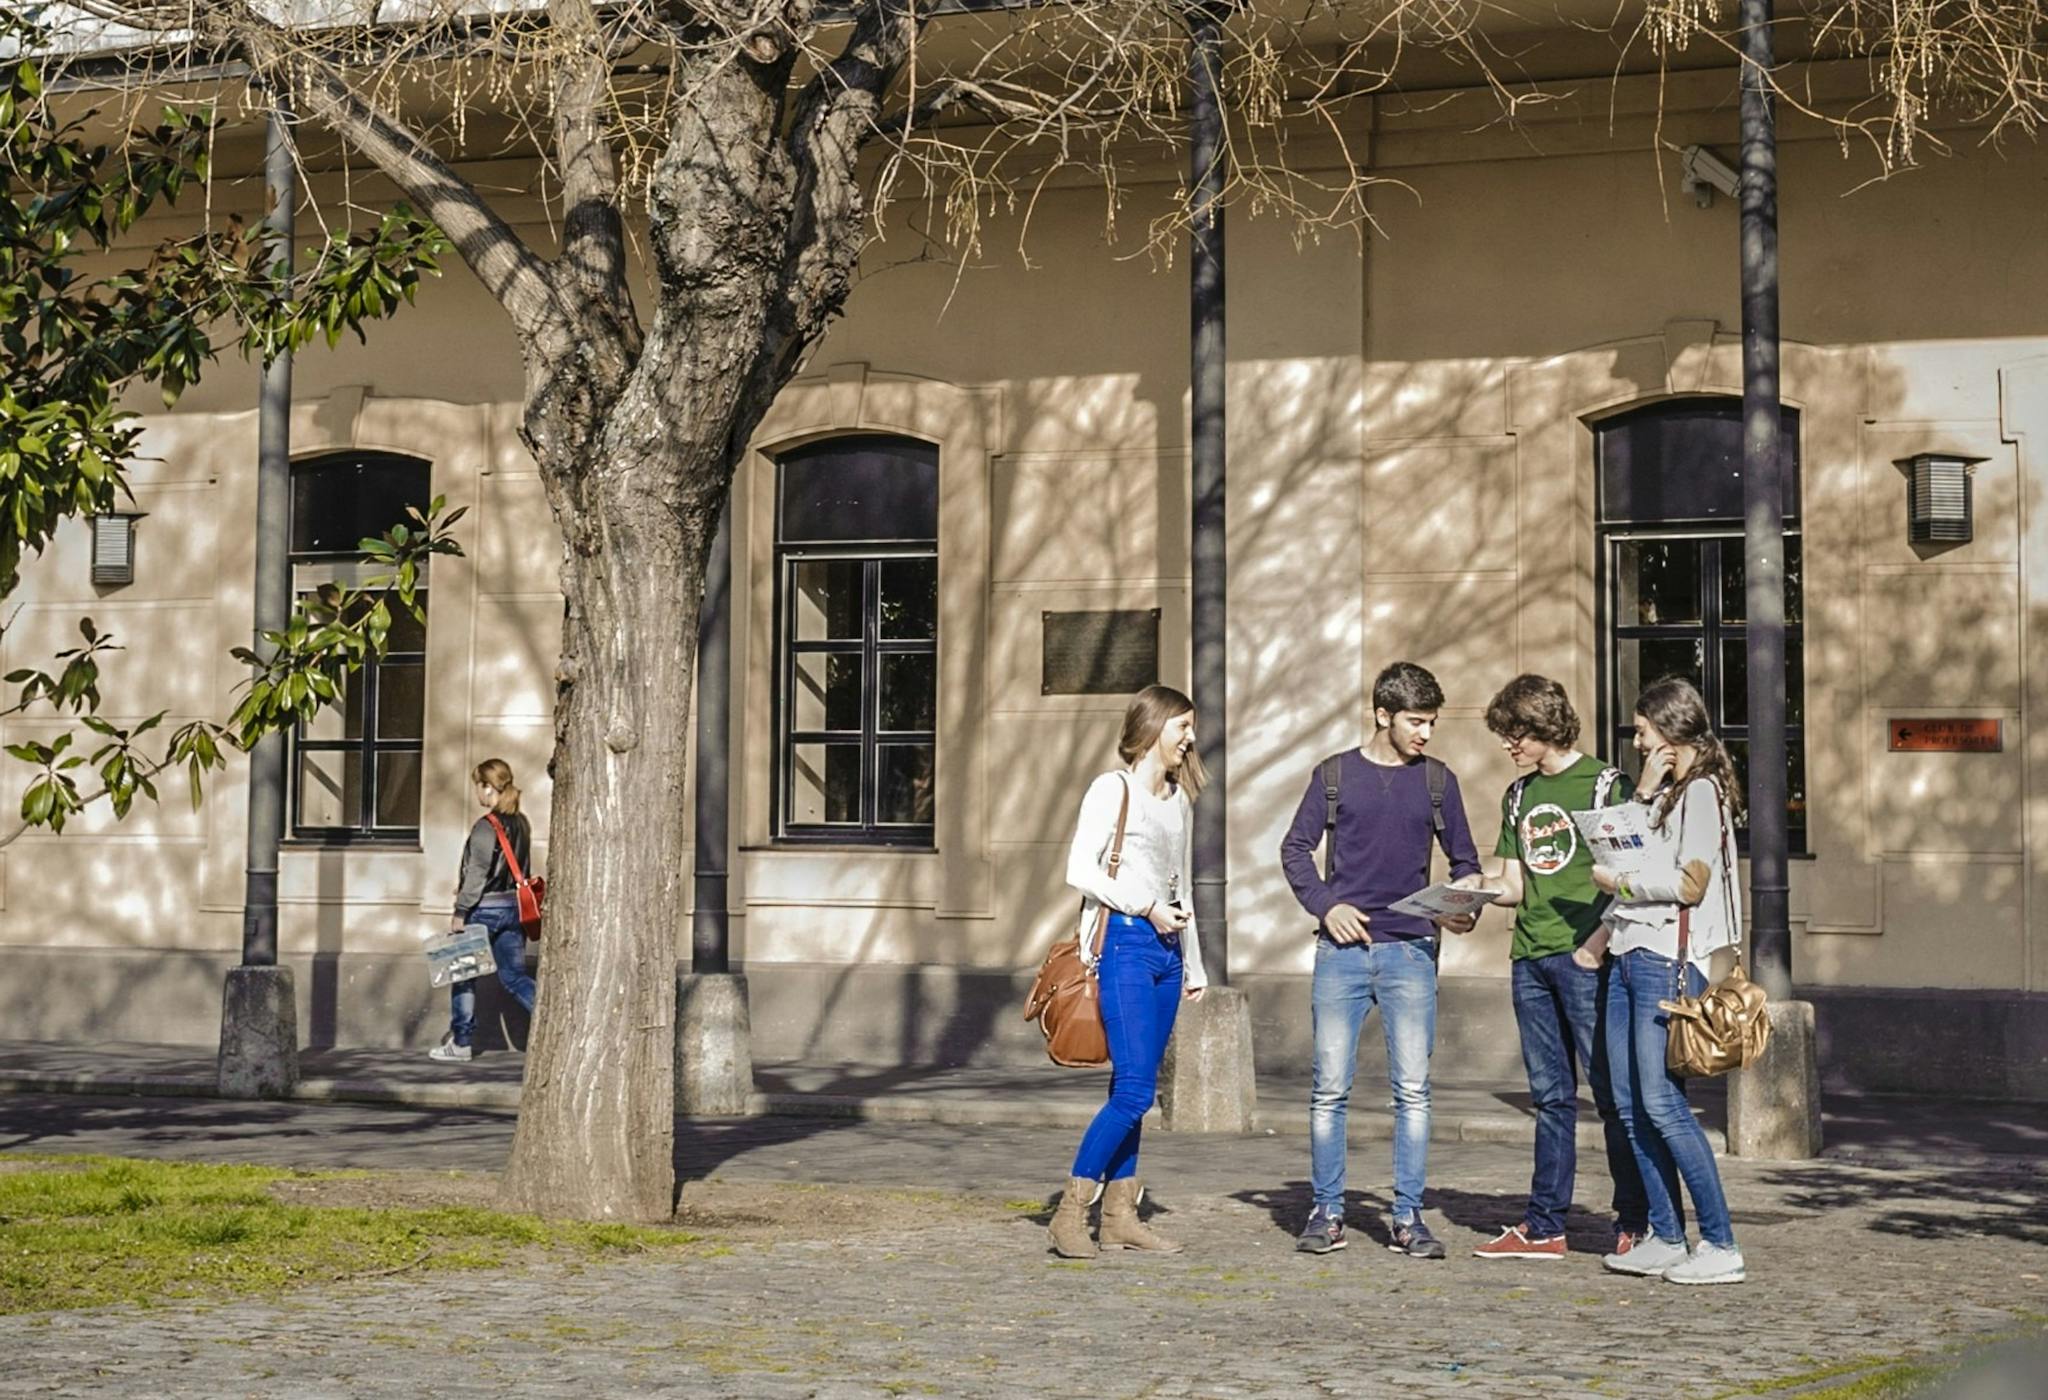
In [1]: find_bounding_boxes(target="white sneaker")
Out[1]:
[1603,1235,1691,1276]
[428,1037,473,1063]
[1662,1241,1746,1285]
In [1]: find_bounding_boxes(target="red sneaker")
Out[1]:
[1612,1230,1642,1257]
[1472,1223,1568,1260]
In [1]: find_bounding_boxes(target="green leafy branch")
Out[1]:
[0,502,465,848]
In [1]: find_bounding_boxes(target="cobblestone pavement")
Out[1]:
[1,1093,2044,1397]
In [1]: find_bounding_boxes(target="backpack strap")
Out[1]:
[1593,764,1624,809]
[1505,772,1532,829]
[1321,755,1342,879]
[1424,755,1449,854]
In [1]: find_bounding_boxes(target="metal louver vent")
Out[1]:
[91,514,137,586]
[1904,455,1976,546]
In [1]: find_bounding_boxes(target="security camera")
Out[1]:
[1679,144,1741,207]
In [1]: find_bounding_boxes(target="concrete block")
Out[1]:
[216,965,299,1100]
[678,970,755,1116]
[1727,999,1824,1159]
[1159,985,1257,1133]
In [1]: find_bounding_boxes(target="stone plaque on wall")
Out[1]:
[1042,609,1160,695]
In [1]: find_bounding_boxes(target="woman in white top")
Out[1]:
[1047,685,1209,1259]
[1589,677,1746,1286]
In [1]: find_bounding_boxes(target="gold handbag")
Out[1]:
[1659,785,1772,1078]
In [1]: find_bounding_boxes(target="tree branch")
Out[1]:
[547,0,637,339]
[211,5,562,344]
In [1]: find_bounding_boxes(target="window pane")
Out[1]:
[879,558,937,639]
[792,561,863,641]
[375,752,422,829]
[1615,539,1703,625]
[1720,536,1803,626]
[877,744,936,826]
[1615,636,1705,709]
[878,653,936,732]
[384,595,428,655]
[793,653,863,732]
[298,750,361,830]
[303,673,363,742]
[790,744,861,825]
[779,437,938,543]
[1720,637,1805,729]
[291,453,432,555]
[1726,738,1807,852]
[1597,400,1799,525]
[377,662,426,740]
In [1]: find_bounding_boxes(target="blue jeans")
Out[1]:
[449,904,538,1048]
[1512,951,1649,1240]
[1309,936,1437,1221]
[1604,948,1735,1248]
[1071,914,1184,1182]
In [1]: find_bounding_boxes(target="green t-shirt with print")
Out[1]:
[1495,754,1635,961]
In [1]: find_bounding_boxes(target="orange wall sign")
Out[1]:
[1887,718,2004,753]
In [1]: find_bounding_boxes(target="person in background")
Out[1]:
[432,758,539,1063]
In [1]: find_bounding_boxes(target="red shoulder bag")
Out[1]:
[485,814,547,940]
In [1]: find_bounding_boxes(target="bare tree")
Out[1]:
[35,0,1547,1221]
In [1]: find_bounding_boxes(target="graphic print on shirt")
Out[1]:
[1519,801,1578,876]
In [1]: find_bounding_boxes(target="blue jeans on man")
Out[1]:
[1604,948,1735,1248]
[1512,951,1649,1240]
[449,902,537,1048]
[1309,936,1437,1221]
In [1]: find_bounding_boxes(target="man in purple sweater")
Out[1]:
[1280,662,1483,1258]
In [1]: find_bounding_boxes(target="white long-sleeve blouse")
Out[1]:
[1064,770,1208,992]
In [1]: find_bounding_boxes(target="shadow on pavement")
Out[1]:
[1758,1159,2048,1247]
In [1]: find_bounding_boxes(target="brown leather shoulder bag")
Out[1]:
[1022,776,1131,1068]
[1660,782,1772,1077]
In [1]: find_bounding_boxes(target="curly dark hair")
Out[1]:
[1484,674,1580,748]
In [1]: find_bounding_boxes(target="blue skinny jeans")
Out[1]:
[449,902,538,1048]
[1604,947,1736,1249]
[1069,914,1184,1183]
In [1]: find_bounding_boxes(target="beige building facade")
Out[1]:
[7,55,2046,1096]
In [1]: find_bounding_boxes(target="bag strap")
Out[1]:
[1593,764,1623,809]
[1321,756,1342,878]
[484,813,529,887]
[1425,755,1449,848]
[1090,775,1133,960]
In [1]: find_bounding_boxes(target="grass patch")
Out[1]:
[0,1154,697,1315]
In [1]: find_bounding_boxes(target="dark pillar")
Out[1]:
[1737,0,1791,1003]
[1728,0,1821,1158]
[678,497,750,1114]
[1188,0,1229,989]
[220,94,299,1099]
[691,499,732,974]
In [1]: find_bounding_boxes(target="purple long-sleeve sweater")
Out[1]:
[1279,750,1483,941]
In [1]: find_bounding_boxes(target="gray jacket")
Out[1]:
[454,813,532,918]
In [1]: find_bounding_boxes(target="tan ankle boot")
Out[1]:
[1048,1177,1100,1259]
[1099,1177,1183,1253]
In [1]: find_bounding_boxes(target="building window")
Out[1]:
[288,452,432,841]
[774,435,938,844]
[1596,399,1806,853]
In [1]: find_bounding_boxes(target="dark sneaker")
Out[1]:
[1295,1207,1347,1254]
[1388,1217,1446,1260]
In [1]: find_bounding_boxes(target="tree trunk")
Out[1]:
[503,445,708,1221]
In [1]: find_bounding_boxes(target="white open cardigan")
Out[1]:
[1063,770,1208,992]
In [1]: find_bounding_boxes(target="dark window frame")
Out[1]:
[1594,400,1808,856]
[286,452,432,844]
[771,437,939,846]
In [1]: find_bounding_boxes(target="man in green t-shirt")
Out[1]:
[1470,674,1649,1261]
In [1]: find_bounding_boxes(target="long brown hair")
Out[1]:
[473,758,522,816]
[1116,684,1205,802]
[1634,677,1745,829]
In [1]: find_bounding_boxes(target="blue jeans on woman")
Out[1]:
[450,903,538,1048]
[1603,947,1735,1248]
[1070,914,1184,1183]
[1513,951,1648,1240]
[1309,936,1438,1222]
